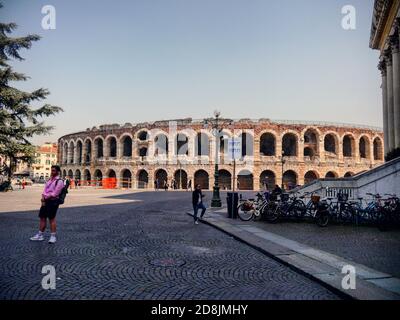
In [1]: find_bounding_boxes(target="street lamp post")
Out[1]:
[206,111,222,208]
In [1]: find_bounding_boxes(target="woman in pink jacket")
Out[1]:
[30,165,64,244]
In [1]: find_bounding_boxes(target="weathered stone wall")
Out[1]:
[58,119,384,190]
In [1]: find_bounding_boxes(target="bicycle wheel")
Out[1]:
[315,211,330,227]
[237,203,254,221]
[265,202,279,223]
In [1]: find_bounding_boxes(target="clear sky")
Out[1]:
[2,0,382,144]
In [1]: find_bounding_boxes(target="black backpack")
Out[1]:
[56,179,70,205]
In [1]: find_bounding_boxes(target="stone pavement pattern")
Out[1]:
[0,189,339,300]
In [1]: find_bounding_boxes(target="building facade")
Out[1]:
[58,119,384,191]
[30,143,58,180]
[370,0,400,155]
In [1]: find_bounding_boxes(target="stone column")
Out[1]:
[378,59,389,154]
[385,51,395,152]
[391,29,400,149]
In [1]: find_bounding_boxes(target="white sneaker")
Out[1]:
[48,235,57,244]
[30,233,44,241]
[195,221,199,225]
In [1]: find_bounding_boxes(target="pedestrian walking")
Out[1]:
[187,179,192,191]
[192,184,206,225]
[163,180,168,191]
[30,165,64,244]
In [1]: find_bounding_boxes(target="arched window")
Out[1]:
[137,131,149,141]
[76,141,83,164]
[282,170,297,190]
[237,169,253,190]
[84,140,92,163]
[195,133,209,156]
[260,133,276,156]
[303,129,319,158]
[304,171,319,185]
[155,134,168,155]
[194,170,209,189]
[373,137,383,160]
[176,133,188,155]
[108,137,117,157]
[282,133,298,156]
[260,170,276,190]
[343,135,355,157]
[359,136,370,159]
[137,170,148,189]
[95,138,104,158]
[324,134,337,155]
[121,136,132,157]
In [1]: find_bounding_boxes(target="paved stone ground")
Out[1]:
[0,189,339,300]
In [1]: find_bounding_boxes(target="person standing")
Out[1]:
[192,184,206,225]
[30,165,64,244]
[187,179,192,191]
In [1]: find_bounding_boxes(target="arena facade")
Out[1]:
[58,118,384,191]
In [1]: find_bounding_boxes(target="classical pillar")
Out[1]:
[391,30,400,149]
[379,59,389,154]
[385,51,395,152]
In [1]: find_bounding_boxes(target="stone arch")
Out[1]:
[63,142,68,164]
[68,141,75,164]
[136,130,149,141]
[84,138,92,163]
[373,136,383,160]
[155,168,168,188]
[260,170,276,190]
[176,133,189,155]
[304,171,319,185]
[94,169,103,185]
[282,133,298,157]
[303,128,319,158]
[359,135,371,159]
[106,169,116,178]
[238,131,254,157]
[76,139,83,165]
[106,135,117,158]
[120,135,133,157]
[121,169,132,188]
[218,169,232,190]
[324,133,339,156]
[174,169,188,189]
[282,170,297,190]
[83,169,91,184]
[194,169,209,189]
[344,172,354,178]
[218,130,232,154]
[259,132,276,156]
[137,169,149,189]
[325,171,338,178]
[237,169,253,190]
[94,136,104,159]
[74,169,81,181]
[154,133,169,156]
[343,134,356,157]
[62,169,67,178]
[195,132,210,156]
[67,169,74,178]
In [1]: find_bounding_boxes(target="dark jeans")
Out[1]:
[193,202,206,221]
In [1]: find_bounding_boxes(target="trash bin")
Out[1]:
[227,192,239,219]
